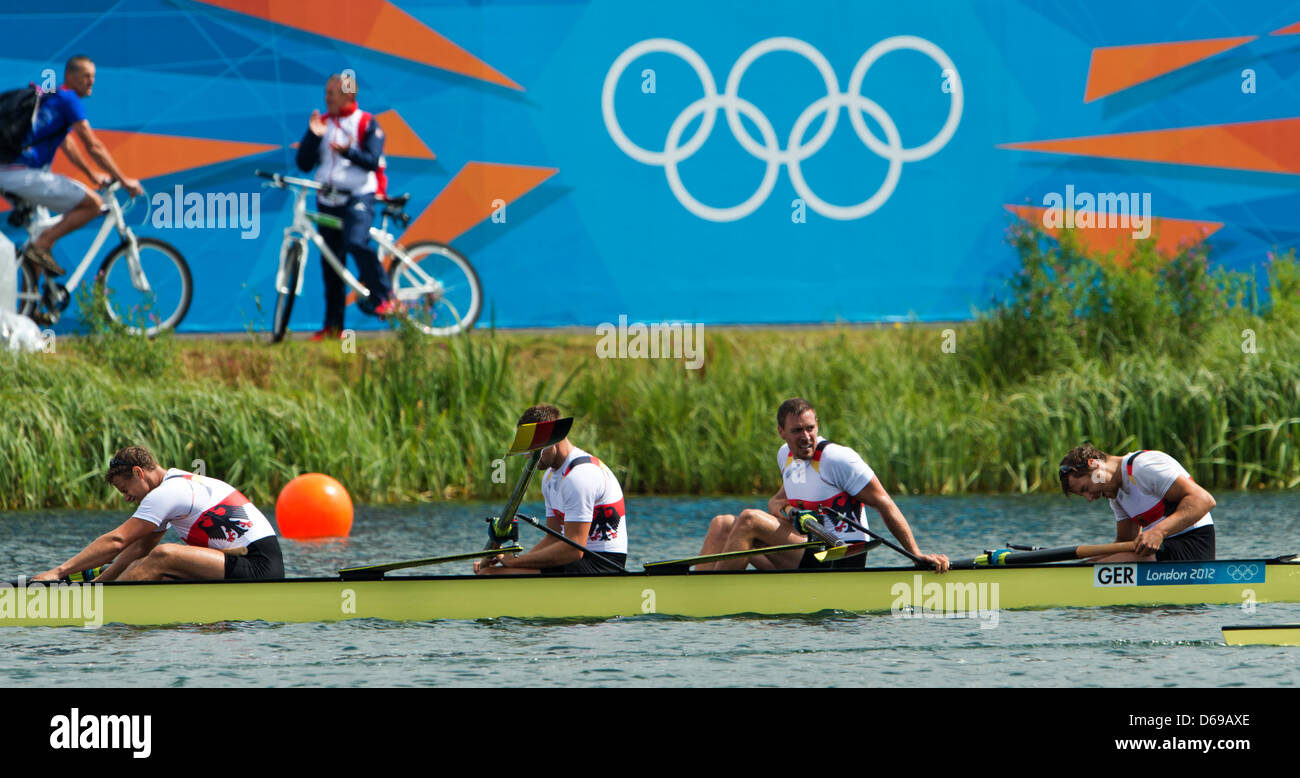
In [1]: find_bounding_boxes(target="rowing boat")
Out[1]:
[1221,624,1300,646]
[3,556,1296,628]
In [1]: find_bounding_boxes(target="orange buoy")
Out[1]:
[275,473,354,538]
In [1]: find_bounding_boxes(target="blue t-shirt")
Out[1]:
[18,87,86,168]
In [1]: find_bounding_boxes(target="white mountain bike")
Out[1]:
[5,181,191,336]
[256,170,482,342]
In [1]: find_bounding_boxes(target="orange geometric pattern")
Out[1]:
[194,0,521,91]
[373,110,435,159]
[1084,36,1255,102]
[1005,204,1222,263]
[398,162,558,245]
[1271,21,1300,35]
[0,130,277,212]
[999,118,1300,174]
[54,130,279,184]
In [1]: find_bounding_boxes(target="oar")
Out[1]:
[814,506,939,570]
[644,541,825,572]
[510,513,626,572]
[813,538,882,563]
[950,540,1138,568]
[338,546,524,580]
[485,417,574,550]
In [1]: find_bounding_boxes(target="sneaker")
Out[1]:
[309,327,343,342]
[373,298,404,318]
[23,245,65,276]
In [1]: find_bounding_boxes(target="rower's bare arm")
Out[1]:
[37,518,157,580]
[1159,476,1216,537]
[507,521,588,569]
[855,479,950,572]
[92,531,163,582]
[70,121,141,196]
[767,487,790,519]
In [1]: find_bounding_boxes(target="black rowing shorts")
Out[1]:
[224,536,285,580]
[1156,525,1215,562]
[540,552,627,575]
[798,547,868,570]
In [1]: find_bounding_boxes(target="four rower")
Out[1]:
[474,404,628,575]
[34,446,283,582]
[1059,444,1216,562]
[694,398,950,572]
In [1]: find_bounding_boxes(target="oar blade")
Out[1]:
[507,417,574,456]
[812,539,880,563]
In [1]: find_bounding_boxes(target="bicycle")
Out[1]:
[4,181,192,336]
[255,170,482,342]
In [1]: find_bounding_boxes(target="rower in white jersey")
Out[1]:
[1059,444,1216,561]
[33,446,283,582]
[474,404,628,575]
[695,398,949,572]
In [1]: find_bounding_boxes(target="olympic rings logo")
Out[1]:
[601,36,962,222]
[1225,564,1259,581]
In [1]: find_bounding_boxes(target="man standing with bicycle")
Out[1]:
[295,72,398,340]
[0,55,142,277]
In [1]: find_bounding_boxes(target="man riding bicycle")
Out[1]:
[0,55,143,277]
[294,73,399,340]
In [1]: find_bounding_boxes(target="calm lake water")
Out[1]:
[2,493,1298,688]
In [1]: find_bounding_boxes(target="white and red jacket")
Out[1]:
[295,102,387,206]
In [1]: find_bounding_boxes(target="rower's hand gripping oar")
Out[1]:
[789,508,881,564]
[484,417,574,551]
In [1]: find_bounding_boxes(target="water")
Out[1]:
[2,493,1298,688]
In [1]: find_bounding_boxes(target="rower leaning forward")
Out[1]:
[34,446,284,582]
[1058,444,1216,561]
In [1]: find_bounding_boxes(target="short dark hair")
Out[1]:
[518,403,561,426]
[106,445,157,483]
[1059,443,1109,495]
[65,55,93,75]
[777,397,815,430]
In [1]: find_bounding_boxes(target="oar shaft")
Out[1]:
[951,540,1139,568]
[817,507,931,569]
[487,450,542,549]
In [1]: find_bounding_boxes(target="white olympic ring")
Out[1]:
[1225,564,1259,581]
[601,35,962,222]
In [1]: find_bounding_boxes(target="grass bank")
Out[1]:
[4,224,1299,510]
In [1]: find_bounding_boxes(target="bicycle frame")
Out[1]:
[277,182,369,300]
[23,182,151,297]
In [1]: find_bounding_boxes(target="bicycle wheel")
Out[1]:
[96,237,193,336]
[387,241,482,336]
[15,255,37,317]
[271,241,304,344]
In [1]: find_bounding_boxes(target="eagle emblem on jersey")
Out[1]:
[589,504,620,542]
[189,503,252,546]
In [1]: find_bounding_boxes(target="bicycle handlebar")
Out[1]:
[255,169,351,197]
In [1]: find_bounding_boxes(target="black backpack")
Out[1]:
[0,85,42,163]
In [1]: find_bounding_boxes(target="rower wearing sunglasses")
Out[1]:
[1058,444,1216,562]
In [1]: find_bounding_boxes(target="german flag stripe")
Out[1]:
[508,417,574,455]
